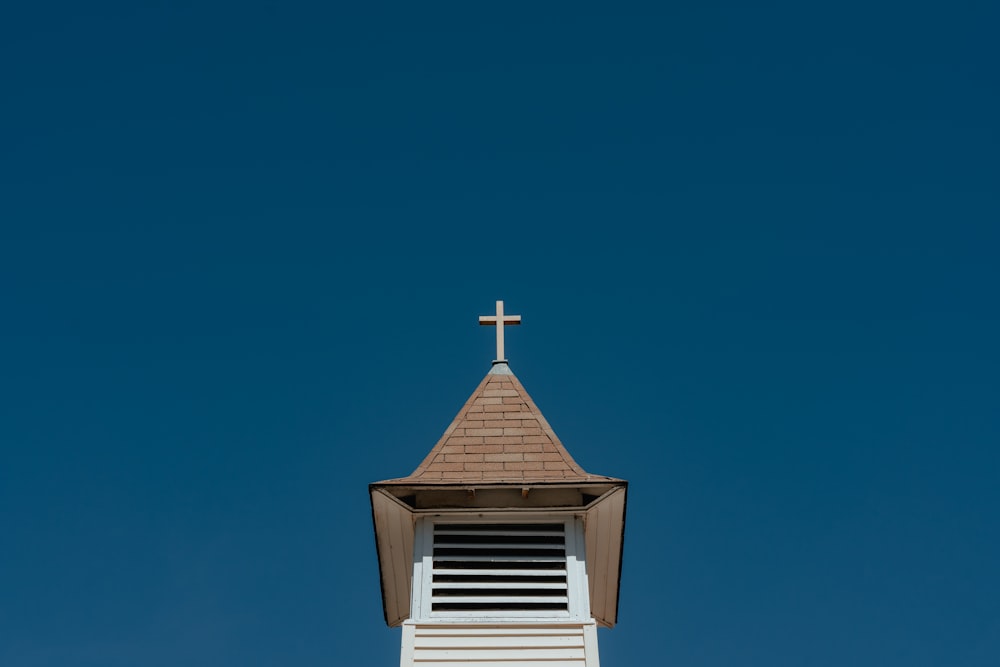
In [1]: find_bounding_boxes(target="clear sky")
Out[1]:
[1,2,998,666]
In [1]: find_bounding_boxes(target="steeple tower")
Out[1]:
[370,302,627,666]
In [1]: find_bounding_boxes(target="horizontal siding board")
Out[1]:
[415,627,583,636]
[435,542,564,550]
[412,661,584,667]
[429,609,571,618]
[415,648,586,661]
[416,635,584,649]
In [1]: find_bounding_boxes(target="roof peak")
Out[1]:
[488,361,514,375]
[375,365,618,486]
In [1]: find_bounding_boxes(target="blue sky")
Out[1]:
[1,2,998,666]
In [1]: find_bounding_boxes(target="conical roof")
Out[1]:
[376,363,619,485]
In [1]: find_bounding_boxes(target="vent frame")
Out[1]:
[411,515,590,621]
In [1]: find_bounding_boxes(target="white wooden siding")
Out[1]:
[402,623,599,667]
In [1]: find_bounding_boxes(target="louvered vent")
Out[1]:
[431,523,569,614]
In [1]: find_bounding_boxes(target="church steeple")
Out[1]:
[370,302,627,665]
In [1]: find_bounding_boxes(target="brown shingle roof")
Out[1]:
[377,363,619,485]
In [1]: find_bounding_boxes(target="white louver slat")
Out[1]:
[431,523,570,615]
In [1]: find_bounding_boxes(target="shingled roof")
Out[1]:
[377,363,619,485]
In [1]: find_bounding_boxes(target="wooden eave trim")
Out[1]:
[613,483,628,627]
[585,484,628,628]
[369,489,395,626]
[370,486,417,510]
[581,483,629,508]
[371,480,626,492]
[411,505,587,518]
[370,488,417,627]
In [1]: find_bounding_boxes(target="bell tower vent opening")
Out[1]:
[430,523,570,615]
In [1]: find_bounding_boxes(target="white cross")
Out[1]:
[479,300,521,363]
